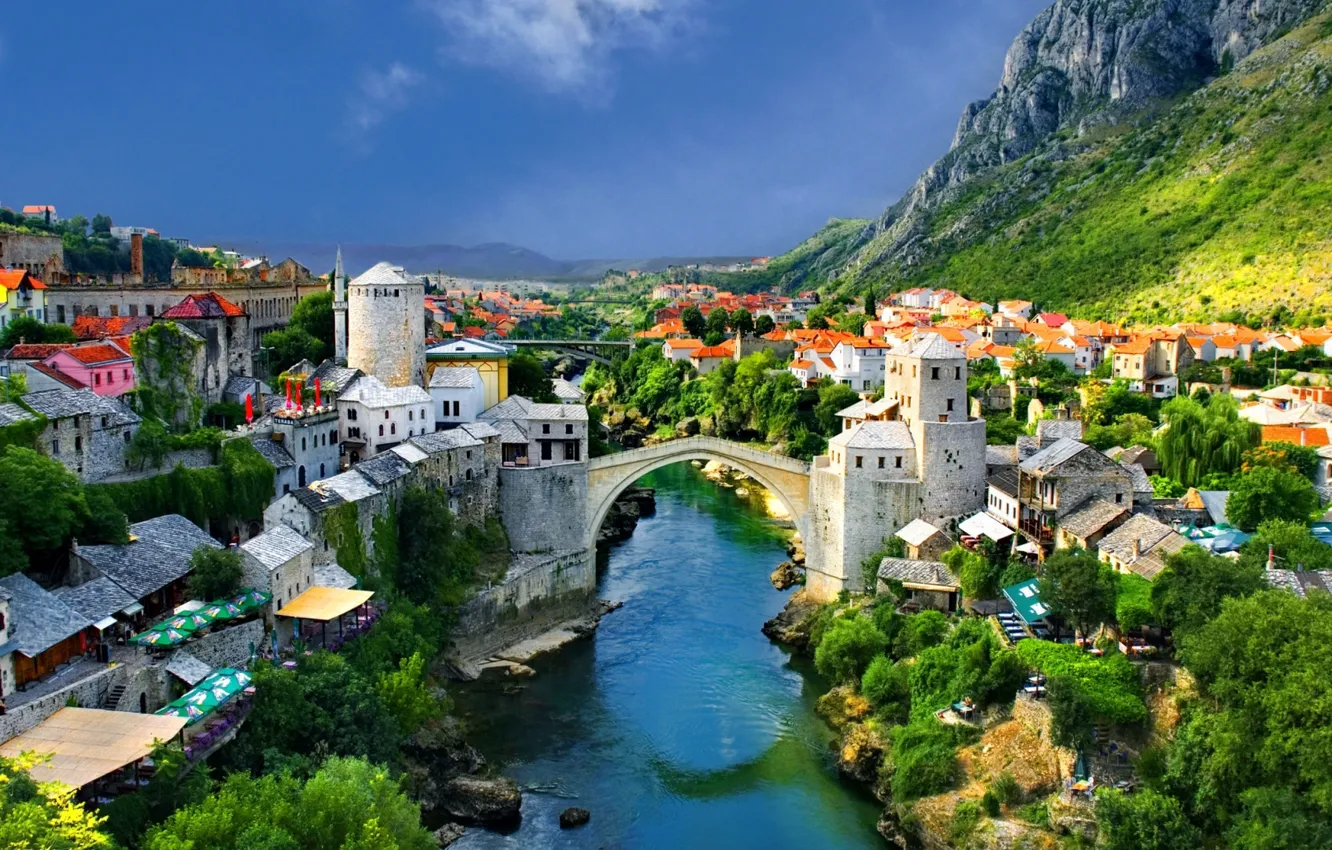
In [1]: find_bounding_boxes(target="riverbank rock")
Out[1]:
[597,487,656,545]
[816,686,871,731]
[838,722,887,784]
[402,718,486,781]
[676,416,700,437]
[435,775,523,825]
[761,588,821,649]
[770,561,802,591]
[702,460,734,487]
[559,807,591,829]
[786,535,805,565]
[433,823,465,847]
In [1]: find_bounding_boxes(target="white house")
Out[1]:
[337,375,434,462]
[662,338,704,362]
[479,395,588,467]
[429,366,486,429]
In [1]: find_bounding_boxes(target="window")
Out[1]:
[466,450,472,459]
[124,430,131,443]
[542,424,550,434]
[453,400,460,417]
[320,463,326,477]
[912,364,917,377]
[390,423,396,435]
[1115,493,1124,504]
[566,424,573,434]
[542,442,553,461]
[955,367,962,379]
[330,429,338,445]
[408,410,413,421]
[302,437,307,451]
[94,373,101,386]
[878,456,884,469]
[52,439,60,454]
[565,441,579,461]
[123,368,129,381]
[379,424,384,436]
[75,436,82,451]
[348,408,357,421]
[146,304,154,316]
[384,410,389,419]
[466,468,473,480]
[946,398,954,412]
[421,409,426,420]
[931,367,939,380]
[855,455,863,468]
[298,466,306,487]
[895,456,903,468]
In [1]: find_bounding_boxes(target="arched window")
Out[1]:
[466,469,472,481]
[320,463,326,477]
[298,466,307,487]
[379,424,384,436]
[302,437,307,451]
[391,423,396,435]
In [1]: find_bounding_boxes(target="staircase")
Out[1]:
[103,684,127,711]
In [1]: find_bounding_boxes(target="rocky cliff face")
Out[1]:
[849,0,1325,278]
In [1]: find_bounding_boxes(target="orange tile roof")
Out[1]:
[664,338,704,350]
[30,362,88,389]
[70,315,152,340]
[1262,425,1331,447]
[1113,337,1153,355]
[692,346,733,359]
[6,343,72,359]
[790,359,814,370]
[0,269,47,290]
[58,344,133,365]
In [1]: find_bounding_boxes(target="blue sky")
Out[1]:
[0,0,1049,259]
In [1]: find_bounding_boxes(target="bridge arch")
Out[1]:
[585,437,812,553]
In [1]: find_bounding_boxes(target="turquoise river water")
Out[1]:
[451,462,883,849]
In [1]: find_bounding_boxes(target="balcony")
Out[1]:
[1019,515,1055,545]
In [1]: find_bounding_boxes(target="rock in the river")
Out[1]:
[433,823,465,847]
[559,807,591,829]
[785,535,805,565]
[597,487,657,545]
[761,588,821,649]
[436,775,523,825]
[770,561,802,591]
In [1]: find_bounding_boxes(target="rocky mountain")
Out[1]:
[744,0,1332,322]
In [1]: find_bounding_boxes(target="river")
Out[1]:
[451,462,883,849]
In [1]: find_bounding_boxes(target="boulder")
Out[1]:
[435,775,522,825]
[770,561,802,591]
[619,430,644,449]
[433,823,465,847]
[699,415,717,437]
[838,722,887,784]
[676,416,701,436]
[401,719,485,781]
[761,588,822,649]
[559,807,591,829]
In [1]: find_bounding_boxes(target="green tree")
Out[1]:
[861,655,910,721]
[985,415,1026,445]
[1039,548,1118,639]
[943,545,1003,601]
[1151,544,1266,637]
[1238,519,1332,573]
[263,327,325,377]
[837,312,868,335]
[705,305,730,337]
[289,291,335,359]
[187,546,244,601]
[0,753,112,850]
[1095,788,1202,850]
[754,314,776,336]
[813,382,861,434]
[0,446,89,564]
[508,352,556,402]
[729,308,755,337]
[1242,441,1318,478]
[814,615,887,683]
[127,420,171,470]
[0,315,77,348]
[864,285,877,319]
[1157,394,1259,487]
[394,486,473,605]
[1226,466,1319,531]
[81,488,129,546]
[90,213,112,233]
[807,314,830,330]
[680,305,705,338]
[375,652,442,736]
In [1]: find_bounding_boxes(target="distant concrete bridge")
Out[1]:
[507,339,633,366]
[586,436,812,552]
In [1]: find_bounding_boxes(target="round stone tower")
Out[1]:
[346,261,425,387]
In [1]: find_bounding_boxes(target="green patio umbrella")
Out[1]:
[199,668,252,703]
[130,625,191,647]
[157,702,207,724]
[202,600,244,621]
[230,589,272,613]
[167,611,215,631]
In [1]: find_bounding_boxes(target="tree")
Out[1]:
[187,546,244,600]
[706,305,730,337]
[0,446,89,563]
[1150,544,1266,637]
[0,315,77,348]
[263,327,324,377]
[679,305,705,338]
[392,486,472,605]
[508,352,556,402]
[1095,788,1202,850]
[985,415,1026,445]
[90,213,112,233]
[943,546,1003,601]
[127,420,171,470]
[813,382,861,434]
[1241,441,1318,478]
[1047,674,1093,749]
[1039,548,1118,639]
[754,314,776,336]
[1238,519,1332,573]
[864,285,877,320]
[729,308,754,337]
[289,292,335,360]
[81,488,129,545]
[837,312,868,335]
[375,652,441,736]
[807,313,830,330]
[813,615,887,683]
[0,753,113,850]
[1156,394,1259,487]
[1226,465,1318,531]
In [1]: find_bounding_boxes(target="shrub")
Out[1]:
[814,615,887,683]
[991,771,1021,806]
[951,800,983,844]
[1016,640,1146,724]
[981,790,1001,817]
[891,721,968,801]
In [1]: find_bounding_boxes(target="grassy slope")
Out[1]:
[855,14,1332,323]
[709,217,868,294]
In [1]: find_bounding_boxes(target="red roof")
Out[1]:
[58,344,133,365]
[160,291,246,319]
[6,343,72,360]
[692,346,733,359]
[1262,425,1331,447]
[0,269,47,290]
[1036,313,1069,327]
[30,362,89,389]
[70,315,153,340]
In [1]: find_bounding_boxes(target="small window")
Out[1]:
[384,410,389,420]
[408,410,413,421]
[302,438,307,451]
[75,436,82,451]
[391,423,396,435]
[1115,493,1124,504]
[931,367,939,380]
[955,367,961,379]
[95,373,102,386]
[855,455,863,468]
[466,468,473,480]
[453,400,460,417]
[895,456,903,468]
[542,424,550,434]
[379,424,384,436]
[877,456,885,469]
[52,439,59,453]
[566,424,573,434]
[946,398,954,412]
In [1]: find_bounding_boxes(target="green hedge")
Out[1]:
[89,438,274,527]
[1016,640,1146,724]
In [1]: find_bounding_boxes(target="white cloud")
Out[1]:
[422,0,696,95]
[347,62,424,136]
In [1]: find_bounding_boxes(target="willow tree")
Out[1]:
[1156,394,1259,487]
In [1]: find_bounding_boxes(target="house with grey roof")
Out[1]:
[51,577,137,635]
[240,524,314,610]
[894,518,949,561]
[1056,499,1131,551]
[551,377,585,405]
[0,573,95,690]
[1097,513,1190,580]
[20,387,140,482]
[70,515,220,617]
[877,558,961,612]
[337,375,434,463]
[429,366,485,428]
[827,421,916,477]
[1016,438,1133,551]
[1265,568,1332,598]
[264,469,387,567]
[480,394,588,467]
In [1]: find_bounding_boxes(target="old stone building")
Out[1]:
[346,262,425,387]
[21,388,141,482]
[0,231,64,278]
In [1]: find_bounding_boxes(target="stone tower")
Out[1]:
[333,246,349,364]
[347,262,425,387]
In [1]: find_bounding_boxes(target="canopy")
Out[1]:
[275,586,374,622]
[1003,578,1051,626]
[201,600,244,621]
[0,707,187,789]
[157,668,252,725]
[959,511,1015,542]
[167,611,215,631]
[130,625,192,647]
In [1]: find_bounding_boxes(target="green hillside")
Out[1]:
[736,13,1332,324]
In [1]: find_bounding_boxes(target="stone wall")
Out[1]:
[499,464,589,554]
[112,660,173,719]
[735,335,795,362]
[450,550,596,661]
[347,280,425,387]
[98,448,213,484]
[805,463,922,600]
[0,231,63,275]
[0,664,121,741]
[188,619,266,670]
[918,418,987,523]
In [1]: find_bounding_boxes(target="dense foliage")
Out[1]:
[186,545,244,600]
[0,753,112,849]
[1156,394,1259,488]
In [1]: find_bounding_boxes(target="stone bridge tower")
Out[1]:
[347,262,425,387]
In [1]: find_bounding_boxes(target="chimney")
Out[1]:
[1132,538,1141,559]
[130,233,144,277]
[1268,543,1276,571]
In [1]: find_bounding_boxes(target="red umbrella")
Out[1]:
[314,377,321,407]
[285,379,292,409]
[245,393,254,424]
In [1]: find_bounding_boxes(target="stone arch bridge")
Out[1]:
[586,436,812,552]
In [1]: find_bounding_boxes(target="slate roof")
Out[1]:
[0,402,38,427]
[1265,569,1332,598]
[1119,446,1157,466]
[1197,490,1231,526]
[1016,436,1040,461]
[985,445,1018,468]
[1097,514,1189,579]
[249,436,295,469]
[411,430,483,454]
[290,485,345,513]
[0,573,95,657]
[1124,463,1153,495]
[340,376,431,408]
[166,651,213,686]
[354,451,413,487]
[896,518,944,547]
[51,577,136,624]
[1059,499,1130,540]
[551,377,585,402]
[21,388,140,427]
[829,420,914,451]
[223,375,268,400]
[492,420,529,445]
[987,469,1020,498]
[349,261,421,290]
[479,395,588,422]
[313,562,358,590]
[429,367,483,389]
[310,471,381,504]
[836,400,869,419]
[910,333,961,360]
[878,558,959,590]
[1019,438,1091,475]
[390,443,429,464]
[460,422,500,441]
[1035,419,1083,445]
[309,361,362,393]
[77,516,220,600]
[241,525,314,570]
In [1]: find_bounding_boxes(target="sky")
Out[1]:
[0,0,1050,260]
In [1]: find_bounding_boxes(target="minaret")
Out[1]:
[333,246,348,364]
